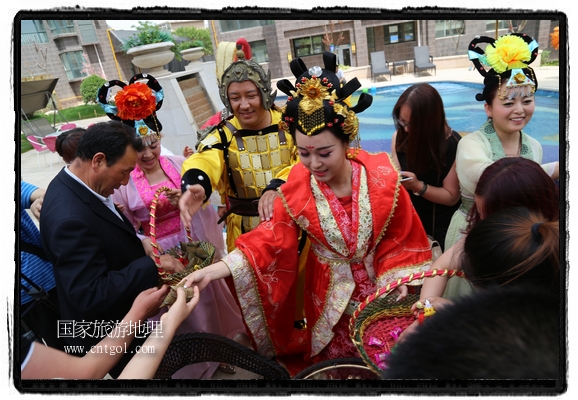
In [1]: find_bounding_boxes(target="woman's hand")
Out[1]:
[180,269,212,293]
[165,188,182,207]
[258,190,278,221]
[161,286,200,327]
[399,171,421,192]
[180,261,231,292]
[391,284,408,301]
[410,296,453,315]
[179,184,206,227]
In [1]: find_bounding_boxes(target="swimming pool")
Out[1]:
[352,82,560,164]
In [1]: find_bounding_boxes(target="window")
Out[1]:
[47,20,76,36]
[21,20,48,45]
[219,20,274,33]
[77,20,98,44]
[249,40,269,63]
[366,26,376,53]
[384,22,415,45]
[435,20,465,38]
[60,51,87,80]
[486,20,522,32]
[293,35,324,57]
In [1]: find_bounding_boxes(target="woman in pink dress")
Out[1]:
[113,137,246,378]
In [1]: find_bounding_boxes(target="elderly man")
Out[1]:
[40,121,182,377]
[179,45,299,252]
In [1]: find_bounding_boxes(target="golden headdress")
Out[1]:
[219,39,276,113]
[276,52,372,143]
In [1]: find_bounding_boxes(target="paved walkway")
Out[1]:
[20,65,560,191]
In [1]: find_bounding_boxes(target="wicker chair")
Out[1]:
[153,332,291,379]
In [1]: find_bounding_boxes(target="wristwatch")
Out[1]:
[413,182,428,196]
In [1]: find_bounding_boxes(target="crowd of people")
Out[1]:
[19,32,561,381]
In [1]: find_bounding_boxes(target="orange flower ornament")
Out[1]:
[115,82,157,121]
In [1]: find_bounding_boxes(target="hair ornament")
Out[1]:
[97,73,163,145]
[468,33,539,101]
[277,51,372,141]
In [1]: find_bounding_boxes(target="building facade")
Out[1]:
[211,19,558,80]
[20,19,131,109]
[18,17,559,111]
[19,19,205,110]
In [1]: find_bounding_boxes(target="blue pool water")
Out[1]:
[276,81,559,164]
[352,82,560,164]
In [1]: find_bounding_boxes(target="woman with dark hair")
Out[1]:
[462,207,559,292]
[398,157,560,340]
[391,83,461,250]
[445,33,559,251]
[55,127,86,164]
[180,52,432,375]
[466,156,559,228]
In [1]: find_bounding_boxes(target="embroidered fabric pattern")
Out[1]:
[308,164,376,356]
[224,249,276,358]
[132,156,182,238]
[480,120,533,161]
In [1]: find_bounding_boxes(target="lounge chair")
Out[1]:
[21,118,58,138]
[413,45,437,77]
[370,51,392,82]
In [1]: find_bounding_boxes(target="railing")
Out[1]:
[21,33,49,46]
[51,26,76,37]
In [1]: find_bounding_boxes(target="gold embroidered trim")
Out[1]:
[223,249,277,358]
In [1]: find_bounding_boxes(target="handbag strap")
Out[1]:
[20,271,61,315]
[20,239,49,261]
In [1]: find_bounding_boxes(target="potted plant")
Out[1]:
[121,22,176,77]
[176,40,206,67]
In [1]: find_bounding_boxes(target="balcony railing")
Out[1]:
[51,26,76,37]
[21,32,49,46]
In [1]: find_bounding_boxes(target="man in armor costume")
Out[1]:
[179,45,299,252]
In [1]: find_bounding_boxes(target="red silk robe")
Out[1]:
[221,150,432,374]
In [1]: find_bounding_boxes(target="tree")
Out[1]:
[508,20,527,33]
[322,20,344,52]
[449,20,466,55]
[80,53,107,80]
[174,26,214,56]
[80,75,107,105]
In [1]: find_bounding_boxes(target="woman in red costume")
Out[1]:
[181,52,432,376]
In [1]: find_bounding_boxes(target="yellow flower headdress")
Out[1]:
[468,33,539,101]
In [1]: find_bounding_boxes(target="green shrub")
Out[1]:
[174,26,214,55]
[174,40,206,61]
[121,21,175,52]
[80,75,107,105]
